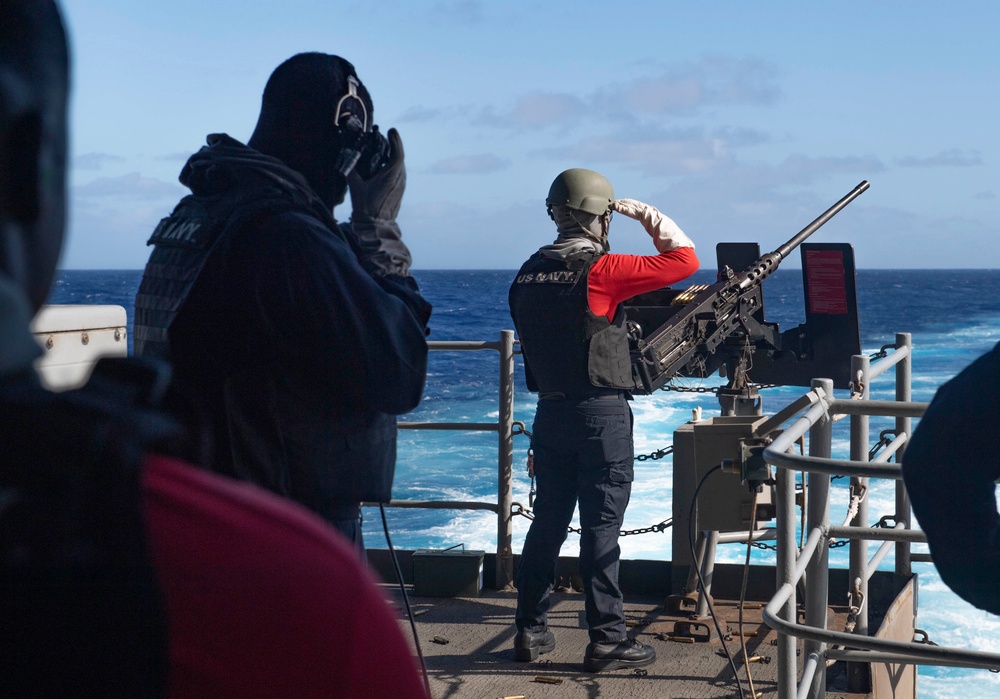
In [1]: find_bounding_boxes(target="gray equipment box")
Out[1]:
[412,547,484,598]
[673,415,773,532]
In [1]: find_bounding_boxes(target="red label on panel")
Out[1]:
[805,250,847,314]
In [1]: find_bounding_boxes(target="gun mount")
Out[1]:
[626,181,869,412]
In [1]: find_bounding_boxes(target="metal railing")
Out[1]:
[761,333,1000,698]
[380,331,519,589]
[382,329,1000,697]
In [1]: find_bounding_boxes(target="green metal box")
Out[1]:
[412,548,484,598]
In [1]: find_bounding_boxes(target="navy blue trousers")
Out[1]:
[515,396,634,643]
[328,503,366,559]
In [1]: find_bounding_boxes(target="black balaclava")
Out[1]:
[247,53,374,211]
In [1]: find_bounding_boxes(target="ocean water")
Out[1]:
[48,267,1000,698]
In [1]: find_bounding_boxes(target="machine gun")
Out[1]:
[625,181,869,413]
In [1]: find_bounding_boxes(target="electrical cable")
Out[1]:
[737,490,760,699]
[380,503,431,698]
[688,464,747,699]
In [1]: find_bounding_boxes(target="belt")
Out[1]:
[538,391,627,401]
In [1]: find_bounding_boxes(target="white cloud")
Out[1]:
[153,151,193,163]
[895,149,983,168]
[397,105,442,123]
[73,172,184,200]
[73,152,125,170]
[474,92,586,130]
[780,154,886,180]
[532,129,735,176]
[64,199,169,269]
[429,154,510,175]
[469,56,781,132]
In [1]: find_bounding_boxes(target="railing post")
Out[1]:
[696,531,720,618]
[895,333,912,580]
[804,378,834,699]
[848,354,871,693]
[776,452,798,699]
[496,330,516,590]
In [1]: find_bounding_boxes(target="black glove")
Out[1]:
[348,127,411,277]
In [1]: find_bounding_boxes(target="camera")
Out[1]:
[333,116,391,179]
[355,125,391,179]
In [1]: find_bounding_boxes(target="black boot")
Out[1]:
[584,637,655,672]
[513,628,556,661]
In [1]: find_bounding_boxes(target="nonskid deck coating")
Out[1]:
[390,589,866,699]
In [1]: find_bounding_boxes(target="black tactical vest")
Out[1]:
[133,190,287,360]
[508,251,637,395]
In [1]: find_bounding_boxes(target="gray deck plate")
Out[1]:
[389,589,866,699]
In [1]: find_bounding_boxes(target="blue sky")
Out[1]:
[59,1,999,270]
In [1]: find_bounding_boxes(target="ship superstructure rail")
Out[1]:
[384,329,1000,697]
[387,331,519,589]
[761,332,1000,697]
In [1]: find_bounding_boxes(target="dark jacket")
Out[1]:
[902,341,1000,615]
[135,134,430,512]
[0,359,177,697]
[508,250,636,395]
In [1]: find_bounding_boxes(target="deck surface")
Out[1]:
[390,588,865,699]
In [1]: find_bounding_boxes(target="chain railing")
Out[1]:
[380,332,518,588]
[382,331,679,589]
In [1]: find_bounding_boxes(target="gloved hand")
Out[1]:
[611,198,695,253]
[348,127,411,277]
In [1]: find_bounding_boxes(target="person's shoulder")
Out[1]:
[240,208,351,256]
[592,246,699,274]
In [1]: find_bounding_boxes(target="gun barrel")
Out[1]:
[737,180,869,291]
[775,180,869,260]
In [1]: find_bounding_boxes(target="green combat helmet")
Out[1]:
[546,168,614,216]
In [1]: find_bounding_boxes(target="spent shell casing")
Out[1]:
[534,675,563,684]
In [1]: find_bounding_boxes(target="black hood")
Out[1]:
[179,134,332,222]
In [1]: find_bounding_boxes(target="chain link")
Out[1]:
[874,514,899,529]
[868,430,898,462]
[635,445,674,462]
[829,515,899,549]
[870,343,896,361]
[510,502,671,538]
[727,533,891,552]
[663,384,721,394]
[661,382,779,394]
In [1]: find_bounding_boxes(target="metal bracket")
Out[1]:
[673,619,713,643]
[665,592,707,616]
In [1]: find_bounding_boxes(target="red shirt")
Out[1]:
[143,454,428,699]
[588,246,700,320]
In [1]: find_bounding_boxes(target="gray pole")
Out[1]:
[895,333,912,580]
[805,378,834,699]
[497,330,516,590]
[777,452,799,698]
[848,355,871,693]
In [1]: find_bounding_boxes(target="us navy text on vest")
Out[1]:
[514,270,582,284]
[148,217,214,248]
